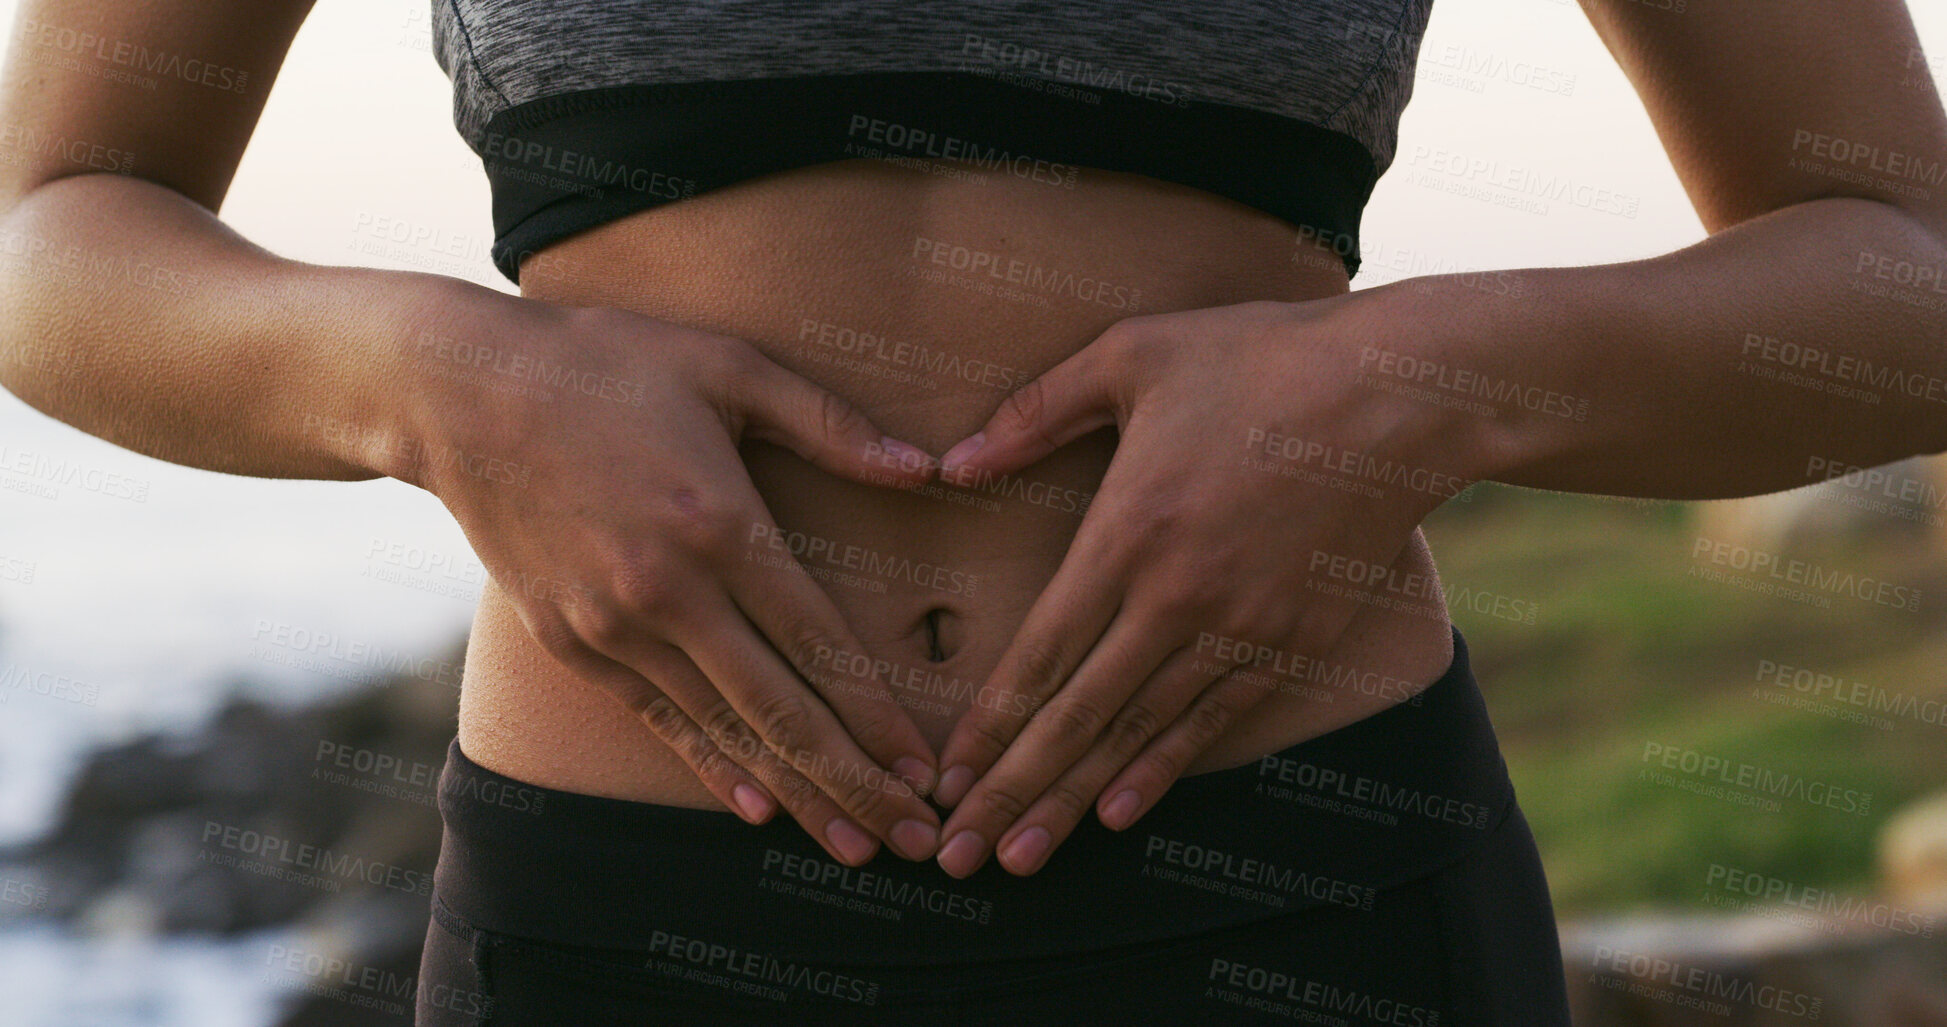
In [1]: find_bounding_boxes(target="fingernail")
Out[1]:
[877,437,936,473]
[940,433,985,471]
[825,818,878,865]
[895,757,937,797]
[936,765,976,807]
[1101,789,1143,830]
[1000,826,1052,875]
[891,819,940,860]
[938,830,989,878]
[732,784,774,824]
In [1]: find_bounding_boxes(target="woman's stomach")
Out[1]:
[456,157,1456,809]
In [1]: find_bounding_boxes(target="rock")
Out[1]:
[0,640,463,1026]
[1563,910,1947,1025]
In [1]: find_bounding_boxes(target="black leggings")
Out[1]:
[416,628,1571,1025]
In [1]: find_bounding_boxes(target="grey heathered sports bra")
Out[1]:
[429,1,1439,282]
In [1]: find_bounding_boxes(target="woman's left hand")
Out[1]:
[930,297,1480,877]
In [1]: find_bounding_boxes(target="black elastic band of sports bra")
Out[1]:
[432,626,1511,967]
[474,71,1379,284]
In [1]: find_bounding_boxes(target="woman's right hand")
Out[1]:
[396,285,945,865]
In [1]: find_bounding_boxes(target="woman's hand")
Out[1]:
[929,298,1477,877]
[401,286,947,866]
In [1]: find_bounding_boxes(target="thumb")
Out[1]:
[735,360,938,490]
[941,339,1120,479]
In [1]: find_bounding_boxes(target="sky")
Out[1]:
[0,0,1943,839]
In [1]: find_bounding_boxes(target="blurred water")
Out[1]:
[0,927,299,1027]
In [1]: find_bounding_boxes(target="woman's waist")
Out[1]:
[456,525,1456,811]
[459,157,1451,806]
[435,625,1512,966]
[512,156,1349,453]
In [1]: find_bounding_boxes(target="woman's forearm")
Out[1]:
[0,171,473,482]
[1353,196,1947,499]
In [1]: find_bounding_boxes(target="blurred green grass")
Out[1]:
[1421,484,1947,915]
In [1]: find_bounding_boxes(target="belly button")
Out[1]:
[923,608,961,663]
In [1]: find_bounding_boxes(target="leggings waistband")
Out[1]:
[432,626,1514,966]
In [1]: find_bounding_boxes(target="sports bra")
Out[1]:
[429,1,1439,283]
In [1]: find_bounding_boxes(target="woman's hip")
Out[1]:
[418,626,1564,1022]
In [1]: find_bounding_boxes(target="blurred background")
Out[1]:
[2,0,1945,1023]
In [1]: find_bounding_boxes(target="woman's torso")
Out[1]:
[456,157,1456,809]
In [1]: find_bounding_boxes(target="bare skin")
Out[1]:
[457,156,1457,814]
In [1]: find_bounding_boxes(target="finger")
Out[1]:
[992,647,1238,876]
[938,623,1183,878]
[1095,671,1272,832]
[571,643,783,827]
[726,515,940,795]
[669,598,943,861]
[939,331,1122,478]
[588,631,899,866]
[601,641,909,867]
[932,538,1125,809]
[733,358,938,489]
